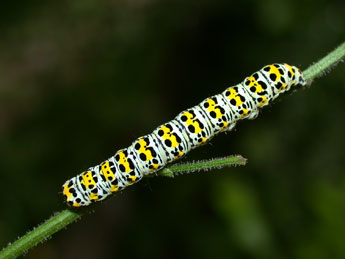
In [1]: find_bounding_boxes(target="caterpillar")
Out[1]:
[63,63,306,207]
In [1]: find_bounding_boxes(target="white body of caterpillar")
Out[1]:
[63,63,306,207]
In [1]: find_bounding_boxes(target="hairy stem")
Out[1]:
[0,155,246,259]
[303,42,345,82]
[0,210,82,259]
[158,155,247,177]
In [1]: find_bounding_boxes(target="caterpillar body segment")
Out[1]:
[62,63,306,207]
[132,135,166,173]
[176,106,214,147]
[200,94,237,134]
[222,84,259,120]
[153,121,191,162]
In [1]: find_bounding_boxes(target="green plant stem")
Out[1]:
[1,41,345,259]
[0,155,245,259]
[303,42,345,82]
[158,155,247,177]
[0,210,82,259]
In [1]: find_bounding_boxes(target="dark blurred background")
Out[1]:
[0,0,344,258]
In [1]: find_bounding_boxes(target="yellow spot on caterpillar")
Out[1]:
[136,138,154,161]
[244,76,268,107]
[241,108,249,118]
[89,193,99,201]
[181,111,203,134]
[150,163,159,171]
[200,137,207,144]
[226,87,244,107]
[72,202,81,207]
[111,185,119,192]
[129,175,137,182]
[159,126,179,148]
[257,96,268,108]
[247,76,265,93]
[221,121,229,130]
[100,161,115,181]
[62,183,73,199]
[266,65,283,82]
[81,171,96,190]
[173,151,184,161]
[205,98,223,119]
[117,150,132,173]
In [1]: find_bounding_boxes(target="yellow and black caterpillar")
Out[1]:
[63,63,306,207]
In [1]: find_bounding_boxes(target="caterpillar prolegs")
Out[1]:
[63,63,306,207]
